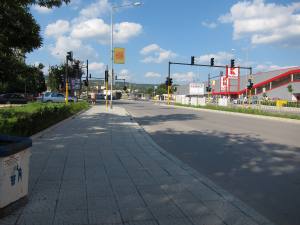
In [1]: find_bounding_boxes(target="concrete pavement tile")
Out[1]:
[167,191,200,204]
[175,202,212,218]
[188,185,222,201]
[152,176,178,185]
[0,213,19,225]
[56,195,87,211]
[58,188,86,199]
[203,200,241,222]
[124,219,158,225]
[137,185,165,195]
[230,199,274,225]
[22,197,56,214]
[88,209,122,224]
[86,184,113,198]
[189,214,226,225]
[142,193,172,206]
[156,217,194,225]
[148,203,186,219]
[132,178,157,186]
[160,183,190,193]
[117,194,146,209]
[120,207,153,222]
[87,196,118,210]
[17,212,54,225]
[53,210,88,225]
[222,213,260,225]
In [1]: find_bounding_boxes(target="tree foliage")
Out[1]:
[0,0,69,93]
[287,84,293,94]
[47,63,84,92]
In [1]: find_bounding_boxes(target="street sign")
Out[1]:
[227,67,239,79]
[189,83,204,95]
[220,76,228,91]
[114,48,125,64]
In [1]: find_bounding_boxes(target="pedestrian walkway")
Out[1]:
[0,105,274,225]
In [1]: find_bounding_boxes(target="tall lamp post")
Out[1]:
[110,1,142,109]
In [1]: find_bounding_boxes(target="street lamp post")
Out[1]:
[110,1,142,109]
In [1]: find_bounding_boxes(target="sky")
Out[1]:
[27,0,300,84]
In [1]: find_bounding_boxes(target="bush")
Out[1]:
[0,102,89,136]
[175,103,300,120]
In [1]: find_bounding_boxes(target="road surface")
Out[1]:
[119,100,300,225]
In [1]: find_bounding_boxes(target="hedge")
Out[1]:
[175,103,300,120]
[0,101,89,137]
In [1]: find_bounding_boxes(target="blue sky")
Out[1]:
[28,0,300,84]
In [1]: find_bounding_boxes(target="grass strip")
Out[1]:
[0,101,90,137]
[174,103,300,120]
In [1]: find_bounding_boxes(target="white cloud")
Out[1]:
[118,69,131,81]
[219,0,300,45]
[45,20,70,37]
[32,5,52,14]
[71,19,110,39]
[114,22,142,43]
[201,21,217,29]
[70,19,142,44]
[172,72,197,83]
[196,51,233,65]
[79,0,110,19]
[140,44,177,64]
[140,44,160,55]
[145,72,161,78]
[254,63,294,72]
[49,36,97,60]
[89,62,105,72]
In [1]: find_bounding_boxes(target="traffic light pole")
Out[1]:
[167,62,172,105]
[65,57,69,105]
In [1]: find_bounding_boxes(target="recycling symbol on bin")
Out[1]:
[10,165,22,186]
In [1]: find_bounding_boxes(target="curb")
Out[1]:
[156,102,300,124]
[30,107,90,141]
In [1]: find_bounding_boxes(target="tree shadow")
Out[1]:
[147,128,300,225]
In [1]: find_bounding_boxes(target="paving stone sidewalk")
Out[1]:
[0,105,275,225]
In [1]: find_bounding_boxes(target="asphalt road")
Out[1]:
[119,100,300,225]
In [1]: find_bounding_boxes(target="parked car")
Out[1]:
[96,93,105,102]
[0,93,28,104]
[41,92,77,103]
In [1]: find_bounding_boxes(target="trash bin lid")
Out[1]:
[0,135,32,157]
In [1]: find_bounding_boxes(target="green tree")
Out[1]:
[0,0,69,92]
[287,84,293,94]
[48,63,84,92]
[156,84,168,96]
[48,65,65,92]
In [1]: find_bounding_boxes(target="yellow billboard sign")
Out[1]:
[114,48,125,64]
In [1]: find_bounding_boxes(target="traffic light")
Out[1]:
[191,56,195,65]
[67,51,73,61]
[105,69,109,82]
[84,79,88,86]
[165,77,173,86]
[247,79,253,90]
[231,59,235,68]
[210,58,214,67]
[206,86,212,92]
